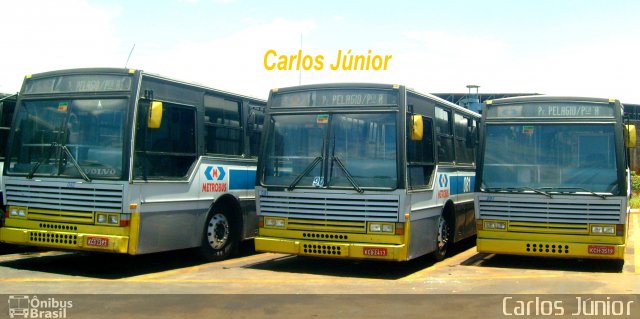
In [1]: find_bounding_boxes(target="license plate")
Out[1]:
[363,247,387,257]
[588,245,615,255]
[87,236,109,248]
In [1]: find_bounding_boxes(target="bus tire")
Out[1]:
[432,214,451,262]
[198,207,238,262]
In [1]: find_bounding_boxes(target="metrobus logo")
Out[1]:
[438,174,449,188]
[204,166,226,181]
[202,166,228,193]
[438,174,449,198]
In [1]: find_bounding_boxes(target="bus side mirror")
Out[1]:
[625,124,636,148]
[148,101,163,129]
[410,114,423,141]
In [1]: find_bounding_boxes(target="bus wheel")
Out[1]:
[199,209,237,262]
[432,215,451,261]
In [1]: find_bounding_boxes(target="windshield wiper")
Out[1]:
[27,142,58,179]
[287,156,323,191]
[60,144,91,182]
[26,142,91,182]
[331,156,363,193]
[484,186,552,198]
[539,187,607,200]
[522,186,552,198]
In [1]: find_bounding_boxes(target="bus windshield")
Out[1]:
[8,98,127,179]
[481,124,618,194]
[263,112,397,189]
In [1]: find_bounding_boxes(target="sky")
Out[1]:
[1,0,640,103]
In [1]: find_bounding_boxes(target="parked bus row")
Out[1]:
[0,68,634,264]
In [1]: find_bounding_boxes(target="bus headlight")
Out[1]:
[483,221,507,230]
[108,215,119,225]
[9,207,27,218]
[368,223,394,233]
[591,225,615,235]
[96,213,120,226]
[264,217,286,228]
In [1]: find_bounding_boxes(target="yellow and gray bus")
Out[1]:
[0,68,265,260]
[255,83,480,261]
[475,95,635,260]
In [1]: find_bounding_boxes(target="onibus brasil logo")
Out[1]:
[8,295,73,318]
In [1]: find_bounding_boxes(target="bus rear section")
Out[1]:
[475,96,633,260]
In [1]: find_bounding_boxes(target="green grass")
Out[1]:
[630,195,640,209]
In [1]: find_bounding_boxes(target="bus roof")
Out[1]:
[23,67,266,104]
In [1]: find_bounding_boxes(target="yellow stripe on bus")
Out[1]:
[127,212,141,255]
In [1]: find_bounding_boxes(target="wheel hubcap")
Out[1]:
[207,213,229,249]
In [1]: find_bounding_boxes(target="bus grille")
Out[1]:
[302,243,348,256]
[525,243,571,255]
[259,191,400,222]
[289,218,366,233]
[29,231,79,247]
[301,232,351,240]
[478,195,623,226]
[5,180,124,223]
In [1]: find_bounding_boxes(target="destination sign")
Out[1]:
[487,102,614,118]
[24,74,133,94]
[271,89,397,107]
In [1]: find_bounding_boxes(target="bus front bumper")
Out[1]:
[477,235,625,260]
[255,236,408,261]
[0,226,130,253]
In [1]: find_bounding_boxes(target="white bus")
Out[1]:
[0,68,265,260]
[0,93,16,211]
[255,83,480,261]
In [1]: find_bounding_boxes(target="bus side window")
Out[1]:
[407,115,435,188]
[0,101,13,160]
[134,102,197,179]
[248,106,265,157]
[204,94,243,156]
[435,106,454,163]
[453,114,476,165]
